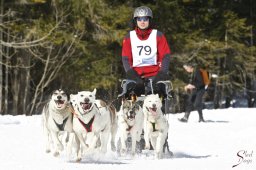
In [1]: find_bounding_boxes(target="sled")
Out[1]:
[118,78,175,114]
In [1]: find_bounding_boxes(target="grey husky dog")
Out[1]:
[42,89,73,157]
[117,99,144,156]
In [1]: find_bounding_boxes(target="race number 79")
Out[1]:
[137,45,151,55]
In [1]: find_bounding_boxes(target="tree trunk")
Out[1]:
[22,51,31,115]
[0,0,4,114]
[4,9,10,115]
[12,66,20,115]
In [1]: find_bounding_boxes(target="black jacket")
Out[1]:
[190,68,205,90]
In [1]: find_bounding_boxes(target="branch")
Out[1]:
[0,21,61,48]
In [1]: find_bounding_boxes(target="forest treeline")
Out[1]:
[0,0,255,115]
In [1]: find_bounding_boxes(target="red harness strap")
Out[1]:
[78,116,95,132]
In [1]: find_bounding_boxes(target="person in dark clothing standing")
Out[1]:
[179,63,206,122]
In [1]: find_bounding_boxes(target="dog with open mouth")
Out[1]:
[117,99,144,156]
[70,89,117,162]
[42,89,73,157]
[143,94,169,159]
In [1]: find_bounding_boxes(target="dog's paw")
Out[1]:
[155,152,163,159]
[81,143,89,151]
[131,151,136,157]
[111,142,116,152]
[121,148,127,155]
[57,144,64,151]
[45,149,51,153]
[167,151,174,157]
[53,151,60,157]
[75,157,82,162]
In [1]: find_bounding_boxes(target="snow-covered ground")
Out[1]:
[0,108,256,170]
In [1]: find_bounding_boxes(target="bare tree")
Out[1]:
[0,3,83,115]
[28,37,78,115]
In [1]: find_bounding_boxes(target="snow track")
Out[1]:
[0,108,256,170]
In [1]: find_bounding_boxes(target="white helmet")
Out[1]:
[133,6,153,19]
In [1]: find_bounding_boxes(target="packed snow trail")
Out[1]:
[0,108,255,170]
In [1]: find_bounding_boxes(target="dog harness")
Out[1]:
[78,116,95,132]
[151,122,158,132]
[53,116,69,131]
[126,124,133,131]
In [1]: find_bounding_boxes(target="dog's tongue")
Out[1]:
[81,103,91,111]
[149,108,157,116]
[55,100,64,108]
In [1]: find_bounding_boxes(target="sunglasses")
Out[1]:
[136,17,149,22]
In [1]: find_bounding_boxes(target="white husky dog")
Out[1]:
[42,89,73,157]
[143,94,169,159]
[71,89,117,161]
[117,99,144,156]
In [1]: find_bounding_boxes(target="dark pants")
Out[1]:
[124,80,169,113]
[184,88,205,120]
[125,80,167,98]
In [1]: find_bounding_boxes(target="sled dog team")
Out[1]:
[42,89,170,161]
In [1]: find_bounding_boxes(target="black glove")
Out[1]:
[126,69,143,84]
[153,71,170,83]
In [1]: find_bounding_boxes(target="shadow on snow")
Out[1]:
[173,152,211,159]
